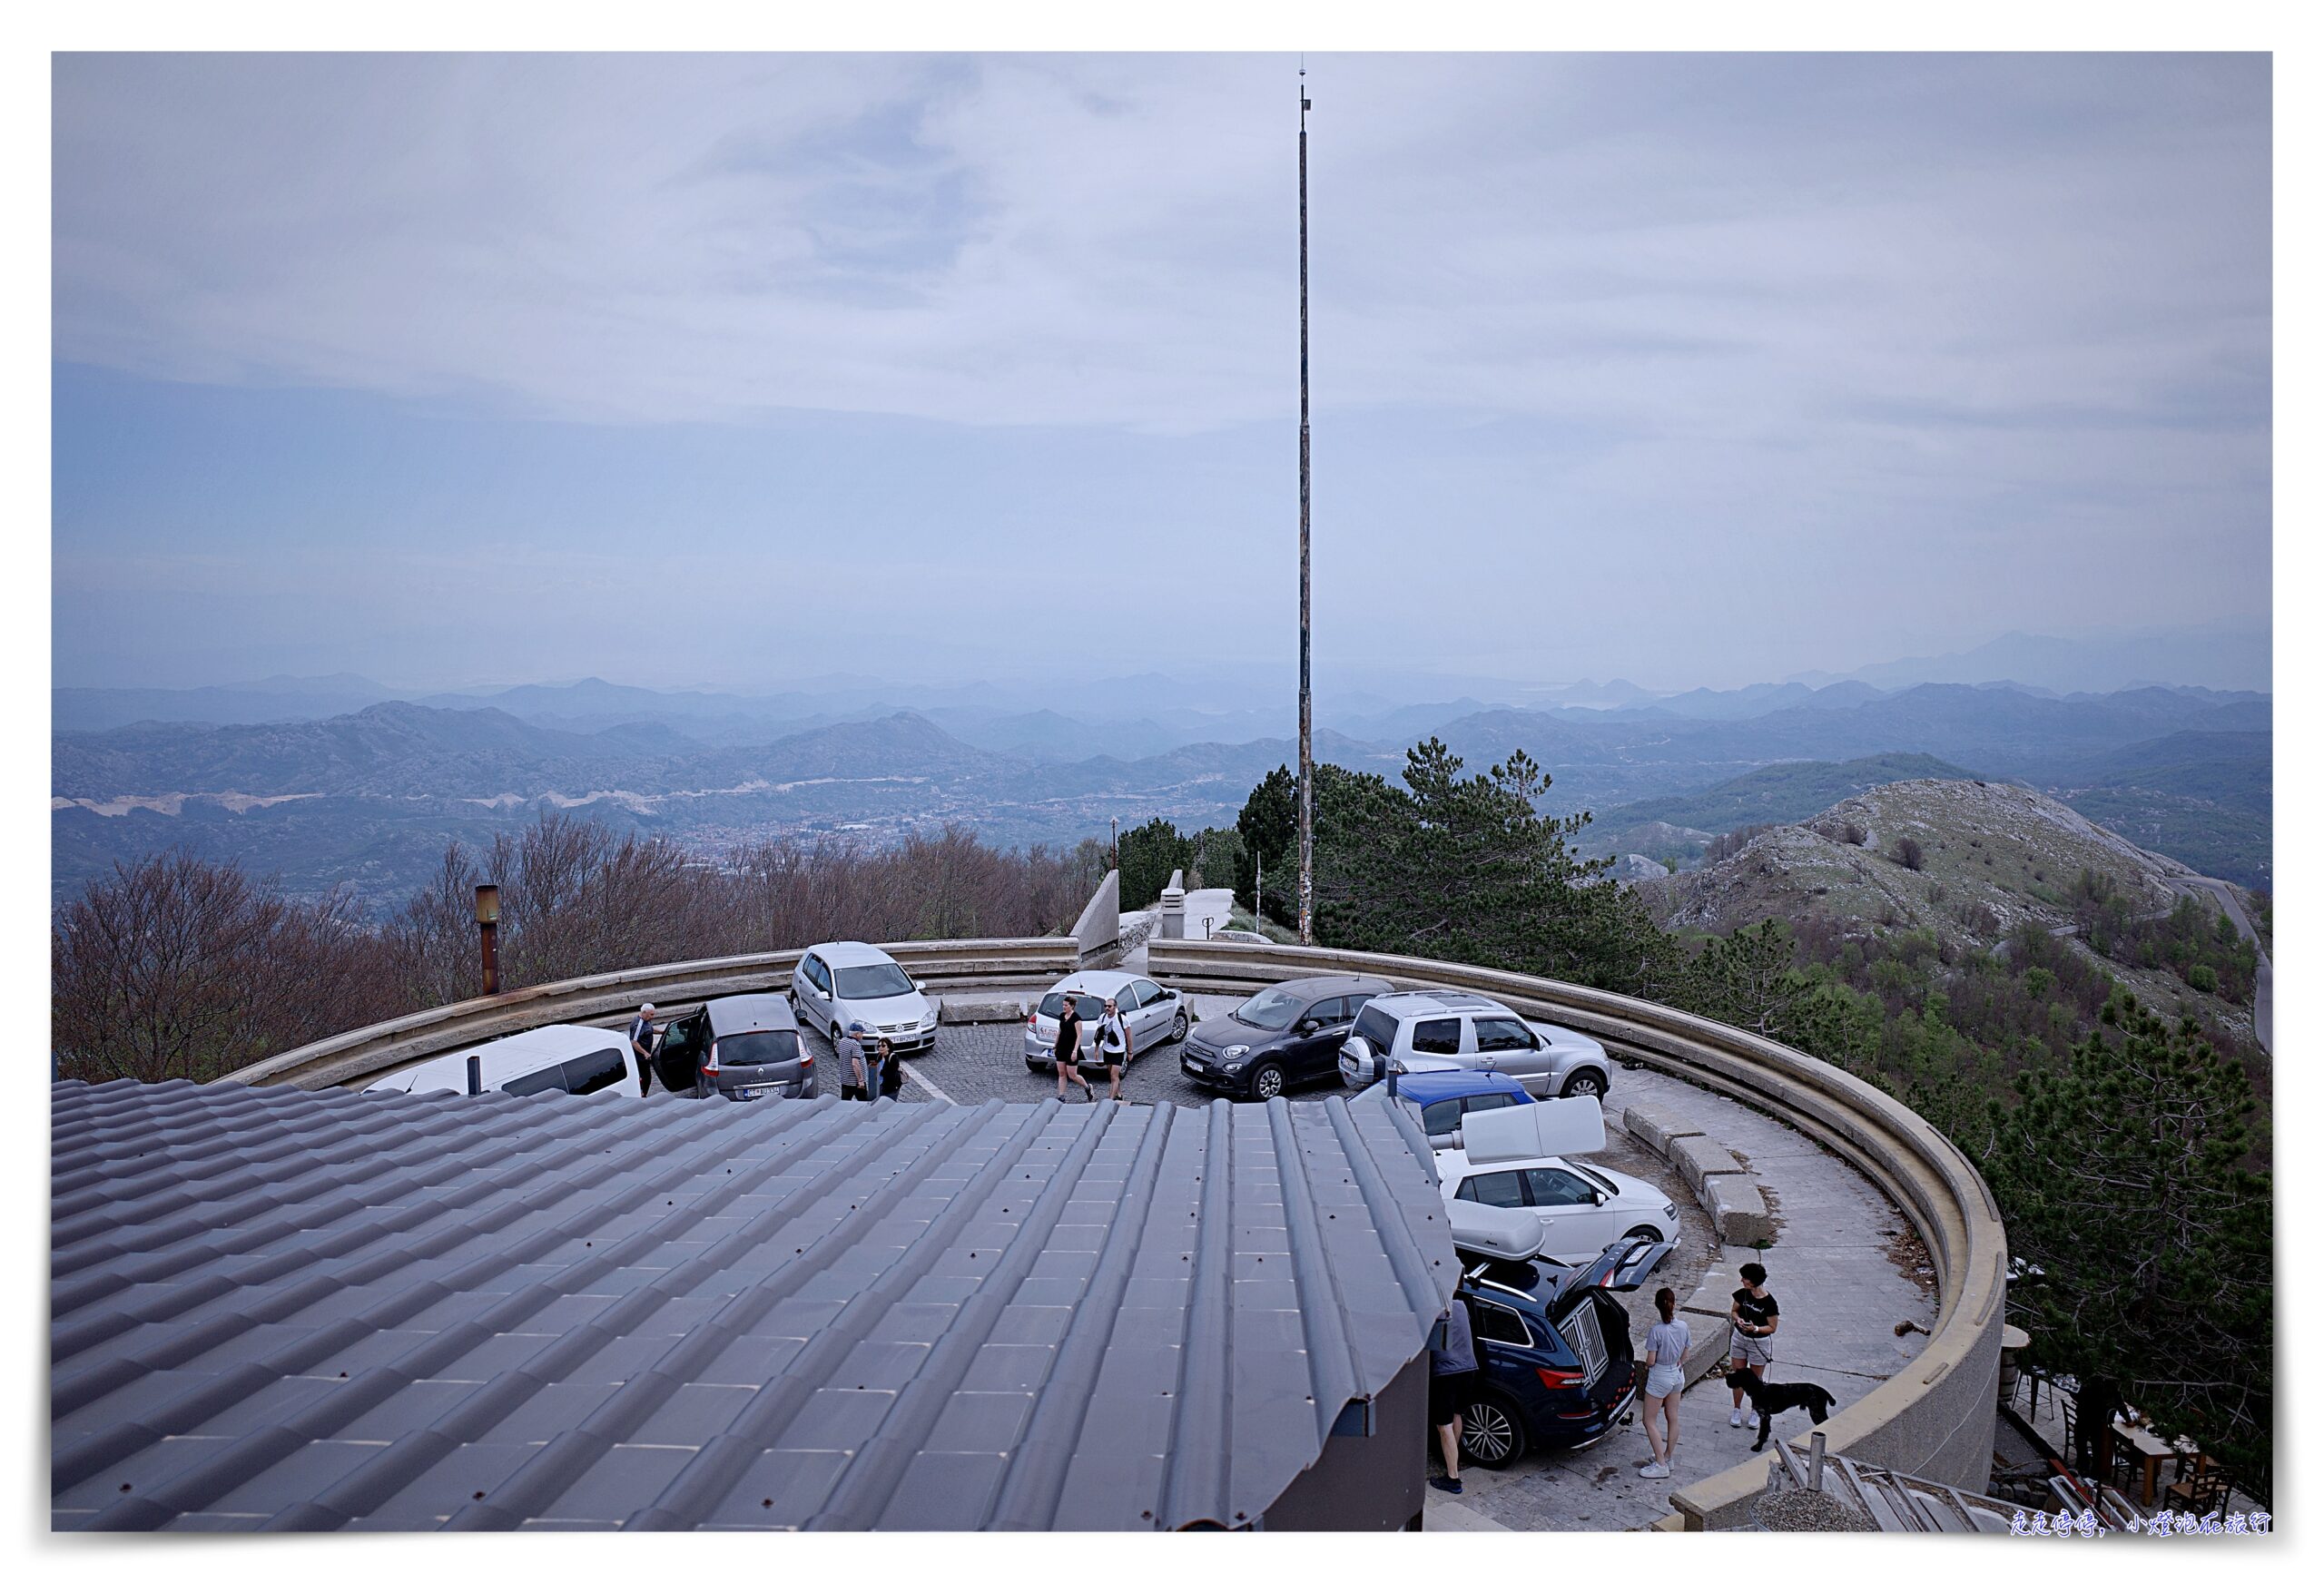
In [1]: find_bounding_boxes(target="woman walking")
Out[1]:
[1052,992,1094,1102]
[1638,1286,1690,1480]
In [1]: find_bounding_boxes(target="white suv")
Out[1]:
[1337,989,1612,1100]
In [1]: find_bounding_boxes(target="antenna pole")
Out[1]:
[1296,64,1315,946]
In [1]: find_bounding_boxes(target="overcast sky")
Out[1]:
[51,52,2271,694]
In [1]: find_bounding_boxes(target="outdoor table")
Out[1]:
[2112,1418,2172,1505]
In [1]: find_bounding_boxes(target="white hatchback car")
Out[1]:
[1433,1097,1681,1263]
[791,941,940,1053]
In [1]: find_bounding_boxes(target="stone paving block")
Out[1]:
[1671,1135,1747,1195]
[1706,1174,1777,1246]
[1620,1105,1705,1159]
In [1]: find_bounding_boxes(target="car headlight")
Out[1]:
[1663,1202,1679,1220]
[1222,1045,1249,1060]
[920,1011,938,1028]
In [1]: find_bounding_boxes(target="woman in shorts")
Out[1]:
[1093,996,1134,1101]
[1728,1261,1779,1428]
[1638,1286,1690,1479]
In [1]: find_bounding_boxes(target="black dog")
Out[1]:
[1723,1364,1837,1451]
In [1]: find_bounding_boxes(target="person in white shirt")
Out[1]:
[1094,996,1134,1101]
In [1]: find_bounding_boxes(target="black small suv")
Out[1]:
[1178,974,1394,1100]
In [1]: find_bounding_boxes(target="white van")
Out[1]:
[362,1023,645,1099]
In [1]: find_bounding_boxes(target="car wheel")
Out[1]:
[1459,1393,1527,1470]
[1624,1224,1664,1244]
[1171,1009,1189,1042]
[1561,1069,1608,1100]
[831,1023,845,1046]
[1249,1062,1285,1102]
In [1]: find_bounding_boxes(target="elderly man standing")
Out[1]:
[627,1004,659,1094]
[838,1020,873,1101]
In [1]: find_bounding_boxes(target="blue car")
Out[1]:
[1447,1201,1672,1469]
[1375,1068,1534,1147]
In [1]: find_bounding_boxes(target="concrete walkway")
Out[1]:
[1118,886,1236,972]
[1422,1059,1937,1531]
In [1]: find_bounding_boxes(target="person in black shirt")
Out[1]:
[877,1036,903,1100]
[1728,1261,1780,1429]
[1052,994,1094,1102]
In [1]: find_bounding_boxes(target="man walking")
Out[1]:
[1428,1296,1478,1496]
[838,1020,872,1101]
[628,1004,658,1095]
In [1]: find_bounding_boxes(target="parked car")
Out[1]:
[363,1024,644,1099]
[1023,968,1187,1071]
[1335,989,1613,1099]
[653,993,812,1102]
[1178,973,1393,1099]
[1433,1097,1680,1263]
[1362,1067,1535,1146]
[791,941,939,1054]
[1448,1198,1673,1467]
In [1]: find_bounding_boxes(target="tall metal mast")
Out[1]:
[1296,64,1315,945]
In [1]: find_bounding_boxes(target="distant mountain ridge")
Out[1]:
[52,676,2272,909]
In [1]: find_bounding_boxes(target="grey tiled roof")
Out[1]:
[52,1078,1456,1531]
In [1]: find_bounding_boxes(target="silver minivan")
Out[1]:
[655,993,812,1102]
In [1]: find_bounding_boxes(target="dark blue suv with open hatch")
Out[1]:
[1446,1201,1672,1468]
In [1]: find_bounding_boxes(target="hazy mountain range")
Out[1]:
[53,665,2271,909]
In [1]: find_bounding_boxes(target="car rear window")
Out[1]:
[1419,1098,1462,1136]
[1038,992,1107,1020]
[1455,1171,1525,1208]
[561,1045,629,1096]
[1351,1004,1399,1053]
[502,1065,568,1097]
[717,1030,802,1067]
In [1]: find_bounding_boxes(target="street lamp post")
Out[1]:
[1295,66,1315,946]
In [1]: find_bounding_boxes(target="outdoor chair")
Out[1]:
[2166,1457,2231,1517]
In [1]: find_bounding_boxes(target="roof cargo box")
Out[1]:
[1460,1095,1606,1165]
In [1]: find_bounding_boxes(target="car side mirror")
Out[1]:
[1295,1018,1319,1035]
[914,979,928,993]
[1594,1191,1610,1206]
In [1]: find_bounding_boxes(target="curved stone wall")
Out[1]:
[1145,938,2008,1529]
[222,936,1078,1092]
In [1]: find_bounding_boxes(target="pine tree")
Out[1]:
[1984,993,2272,1499]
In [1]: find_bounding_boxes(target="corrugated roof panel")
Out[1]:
[51,1078,1454,1531]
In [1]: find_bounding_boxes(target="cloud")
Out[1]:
[55,54,2268,442]
[49,54,2272,693]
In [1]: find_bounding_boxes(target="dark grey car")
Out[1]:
[655,993,812,1102]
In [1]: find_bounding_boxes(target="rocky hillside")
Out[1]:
[1634,778,2205,953]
